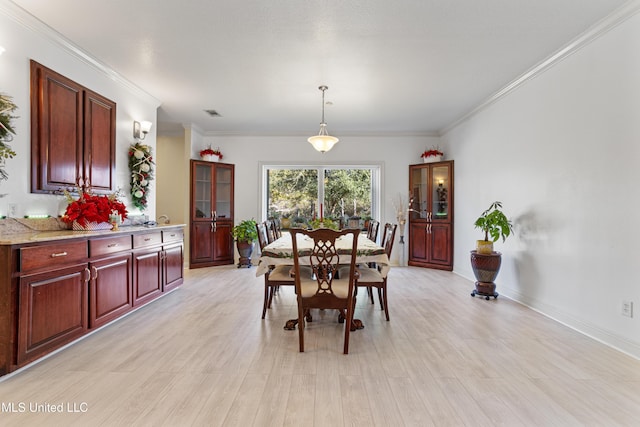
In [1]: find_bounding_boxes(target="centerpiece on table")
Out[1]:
[199,146,223,162]
[62,188,128,231]
[420,147,444,163]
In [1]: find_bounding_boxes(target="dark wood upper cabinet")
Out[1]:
[30,60,116,194]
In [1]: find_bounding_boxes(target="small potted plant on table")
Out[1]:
[471,201,513,300]
[232,219,258,268]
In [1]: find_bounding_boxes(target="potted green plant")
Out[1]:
[473,201,513,254]
[232,219,258,268]
[471,201,513,300]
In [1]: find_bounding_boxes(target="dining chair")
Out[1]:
[366,219,380,243]
[268,217,282,239]
[256,222,295,319]
[264,220,277,243]
[354,223,397,321]
[290,227,360,354]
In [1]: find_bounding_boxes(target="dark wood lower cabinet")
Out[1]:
[18,264,88,365]
[409,222,453,270]
[190,221,233,268]
[133,248,163,306]
[1,226,184,377]
[163,243,184,292]
[89,254,133,328]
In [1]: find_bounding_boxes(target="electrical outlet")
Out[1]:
[7,203,17,218]
[622,301,633,318]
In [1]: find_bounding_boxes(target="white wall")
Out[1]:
[0,3,159,219]
[198,134,441,265]
[443,10,640,358]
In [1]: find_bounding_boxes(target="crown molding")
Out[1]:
[440,0,640,136]
[201,130,440,138]
[1,0,160,106]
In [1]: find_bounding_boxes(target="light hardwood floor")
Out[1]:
[1,265,639,426]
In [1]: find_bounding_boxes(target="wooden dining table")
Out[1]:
[256,232,391,277]
[256,232,390,330]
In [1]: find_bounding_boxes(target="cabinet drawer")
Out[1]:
[162,229,183,243]
[89,235,132,257]
[20,241,88,273]
[133,232,162,248]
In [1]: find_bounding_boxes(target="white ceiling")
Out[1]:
[10,0,628,136]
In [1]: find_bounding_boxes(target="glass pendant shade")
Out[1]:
[308,86,338,153]
[308,123,339,153]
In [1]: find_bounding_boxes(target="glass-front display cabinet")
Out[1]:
[190,160,234,268]
[408,160,454,270]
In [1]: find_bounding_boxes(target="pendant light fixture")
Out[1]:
[308,85,339,153]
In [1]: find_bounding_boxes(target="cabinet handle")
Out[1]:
[50,251,68,258]
[84,267,91,283]
[144,238,151,241]
[107,243,118,248]
[91,266,98,280]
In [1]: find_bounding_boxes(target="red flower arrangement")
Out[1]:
[199,146,223,159]
[421,147,444,158]
[62,190,128,226]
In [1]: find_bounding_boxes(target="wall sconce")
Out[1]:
[133,120,153,140]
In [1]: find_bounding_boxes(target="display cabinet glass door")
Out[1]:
[215,166,232,220]
[431,165,450,220]
[194,164,212,219]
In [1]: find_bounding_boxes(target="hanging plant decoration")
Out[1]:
[0,93,18,183]
[128,142,155,210]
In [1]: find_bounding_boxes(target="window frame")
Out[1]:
[259,162,383,224]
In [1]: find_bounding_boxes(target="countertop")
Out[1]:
[0,220,185,245]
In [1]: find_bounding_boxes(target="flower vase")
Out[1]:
[423,155,443,163]
[72,221,113,231]
[201,154,220,162]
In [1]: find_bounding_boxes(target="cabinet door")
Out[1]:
[31,61,83,193]
[214,164,234,220]
[409,166,429,220]
[84,89,116,192]
[18,264,88,364]
[408,222,428,264]
[89,254,133,328]
[212,222,233,263]
[429,223,452,266]
[133,248,162,306]
[430,164,451,221]
[163,243,184,292]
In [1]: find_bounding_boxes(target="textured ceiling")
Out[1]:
[9,0,629,136]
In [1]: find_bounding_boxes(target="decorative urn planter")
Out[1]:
[470,250,502,300]
[236,241,254,268]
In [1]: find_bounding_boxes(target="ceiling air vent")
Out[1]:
[204,109,222,117]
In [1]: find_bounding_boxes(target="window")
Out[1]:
[261,164,381,229]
